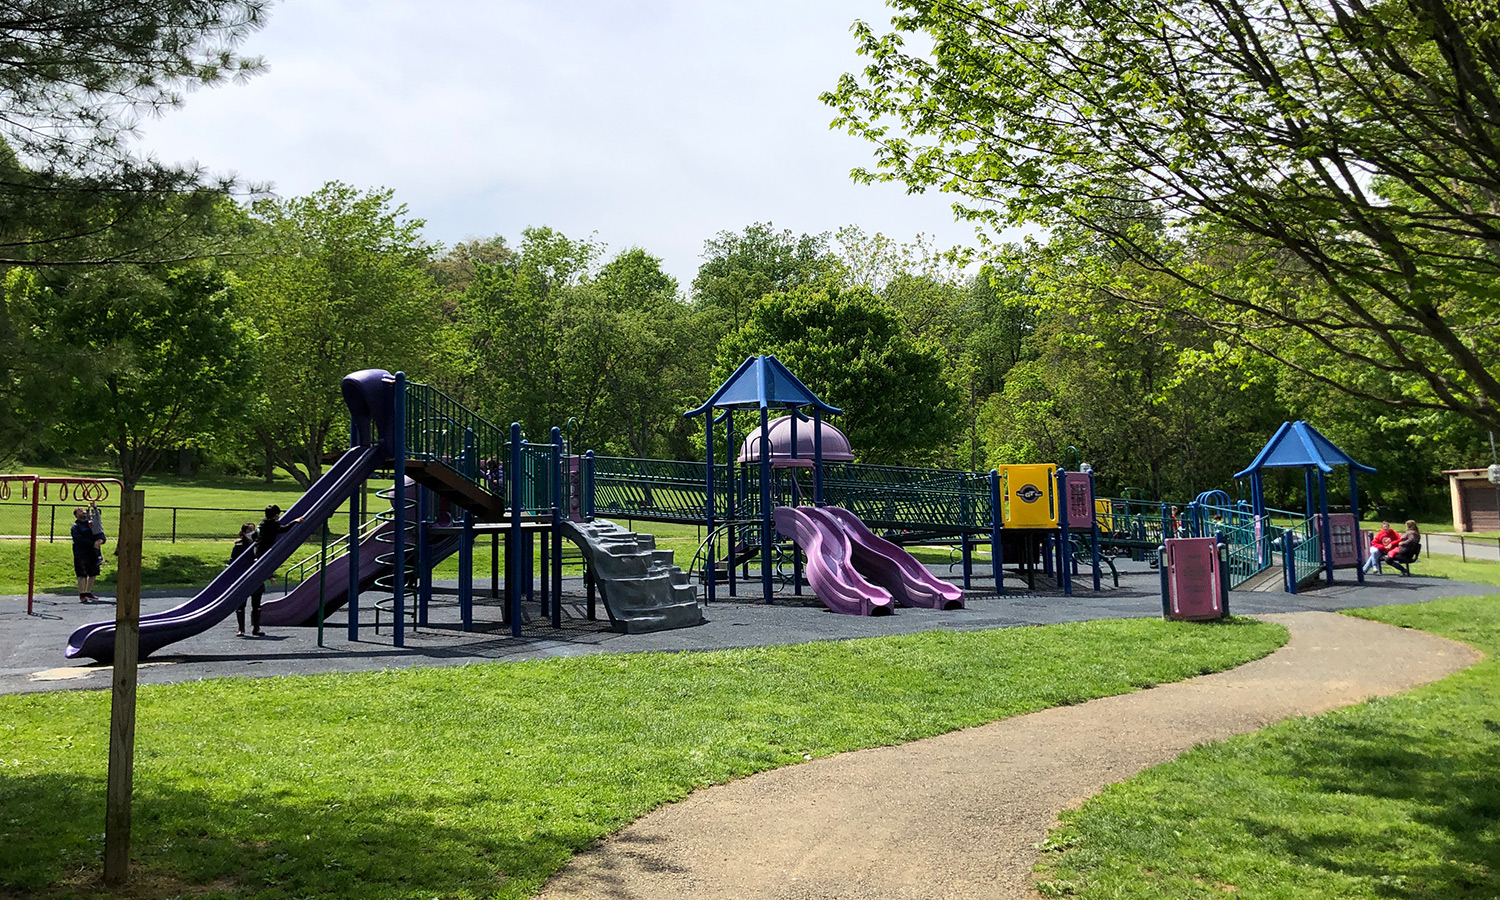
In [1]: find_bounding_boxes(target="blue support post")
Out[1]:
[1089,472,1101,592]
[725,410,736,599]
[525,531,534,606]
[417,485,431,627]
[1351,469,1364,585]
[348,419,361,641]
[961,533,972,589]
[461,429,475,630]
[703,416,716,604]
[812,409,824,506]
[392,372,407,648]
[552,427,563,626]
[1285,528,1298,594]
[989,470,1003,593]
[759,406,772,604]
[460,511,473,632]
[1058,467,1072,596]
[1159,543,1171,618]
[509,423,523,637]
[1318,469,1334,585]
[584,450,595,520]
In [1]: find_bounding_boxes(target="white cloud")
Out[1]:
[138,0,981,286]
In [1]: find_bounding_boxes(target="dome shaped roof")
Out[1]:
[737,415,853,467]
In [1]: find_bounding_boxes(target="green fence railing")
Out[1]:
[404,382,507,495]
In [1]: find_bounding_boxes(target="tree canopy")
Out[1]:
[824,0,1500,433]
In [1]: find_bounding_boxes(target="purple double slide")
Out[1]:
[772,506,894,616]
[773,505,965,616]
[65,445,382,662]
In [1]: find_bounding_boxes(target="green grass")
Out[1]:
[1035,593,1500,899]
[0,617,1285,900]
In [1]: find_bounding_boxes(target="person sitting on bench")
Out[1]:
[1388,520,1422,575]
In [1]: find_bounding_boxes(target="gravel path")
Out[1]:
[540,611,1480,900]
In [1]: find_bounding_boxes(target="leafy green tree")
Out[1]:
[825,0,1500,433]
[9,262,254,488]
[693,223,839,334]
[715,284,961,464]
[0,0,268,266]
[238,182,441,486]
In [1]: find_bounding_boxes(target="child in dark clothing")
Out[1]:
[230,522,258,636]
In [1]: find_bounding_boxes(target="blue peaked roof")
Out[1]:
[684,355,842,417]
[1233,421,1376,478]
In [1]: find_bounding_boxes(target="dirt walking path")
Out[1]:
[541,612,1480,900]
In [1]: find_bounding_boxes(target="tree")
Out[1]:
[239,183,441,486]
[0,0,268,266]
[692,223,839,334]
[715,284,961,464]
[10,262,254,488]
[825,0,1500,433]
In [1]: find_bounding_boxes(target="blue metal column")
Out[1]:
[720,411,732,600]
[417,485,431,627]
[1057,467,1071,596]
[1318,468,1334,585]
[509,423,523,638]
[989,470,1003,593]
[703,417,716,604]
[584,451,595,520]
[348,414,362,641]
[759,406,773,604]
[460,510,473,631]
[551,426,563,628]
[392,372,406,648]
[812,409,824,505]
[1089,471,1101,592]
[1350,469,1364,584]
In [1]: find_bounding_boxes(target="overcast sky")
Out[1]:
[136,0,978,288]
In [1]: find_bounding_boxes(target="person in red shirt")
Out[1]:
[1361,521,1400,574]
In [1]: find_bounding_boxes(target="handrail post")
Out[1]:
[989,469,1003,594]
[392,371,407,648]
[509,423,523,638]
[704,416,716,604]
[348,411,362,641]
[551,426,563,628]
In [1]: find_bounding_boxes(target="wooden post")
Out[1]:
[104,488,144,886]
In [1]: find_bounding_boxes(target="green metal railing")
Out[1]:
[405,382,507,494]
[1285,518,1324,586]
[592,457,728,522]
[1196,502,1269,588]
[820,463,991,532]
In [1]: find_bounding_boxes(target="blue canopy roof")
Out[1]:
[1233,421,1376,478]
[684,355,842,417]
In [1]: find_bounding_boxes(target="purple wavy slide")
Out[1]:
[65,445,382,662]
[772,506,895,616]
[820,507,965,609]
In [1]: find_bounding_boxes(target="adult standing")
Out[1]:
[70,507,104,601]
[230,522,258,636]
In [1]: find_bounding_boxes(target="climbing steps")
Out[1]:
[558,518,702,633]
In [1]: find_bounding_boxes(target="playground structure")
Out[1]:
[58,358,1379,661]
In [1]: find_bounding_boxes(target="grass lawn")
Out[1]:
[1035,558,1500,899]
[0,617,1285,900]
